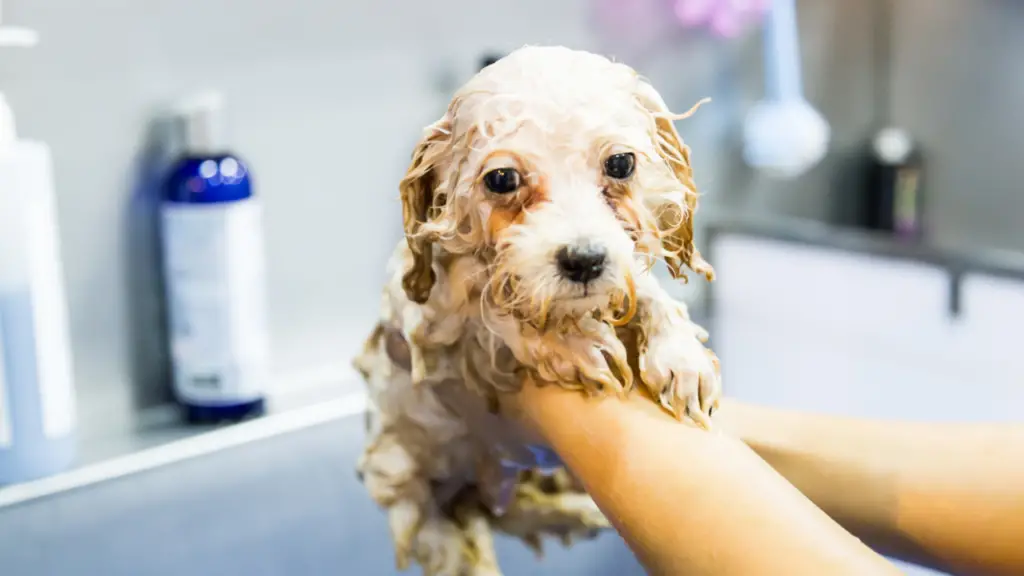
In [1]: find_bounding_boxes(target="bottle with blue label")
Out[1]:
[161,91,271,424]
[0,13,77,484]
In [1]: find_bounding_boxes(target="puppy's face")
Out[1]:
[469,106,656,325]
[400,47,712,326]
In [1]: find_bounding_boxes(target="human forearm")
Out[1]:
[515,385,898,576]
[714,399,1024,576]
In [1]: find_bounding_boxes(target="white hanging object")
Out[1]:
[742,0,830,179]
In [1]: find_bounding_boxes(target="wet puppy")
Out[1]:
[355,45,721,576]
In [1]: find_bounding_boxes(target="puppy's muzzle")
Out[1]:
[556,242,607,284]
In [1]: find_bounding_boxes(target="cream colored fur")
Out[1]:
[354,45,722,576]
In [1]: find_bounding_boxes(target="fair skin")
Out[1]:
[507,385,1024,576]
[713,400,1024,576]
[508,384,899,576]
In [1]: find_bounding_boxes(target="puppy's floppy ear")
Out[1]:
[400,118,451,303]
[634,80,714,283]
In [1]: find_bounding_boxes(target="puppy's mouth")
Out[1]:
[559,283,622,313]
[561,288,606,308]
[554,273,636,325]
[566,280,607,300]
[485,266,635,328]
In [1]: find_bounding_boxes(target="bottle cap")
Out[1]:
[172,90,229,156]
[872,127,915,166]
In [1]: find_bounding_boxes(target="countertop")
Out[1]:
[701,213,1024,318]
[704,213,1024,282]
[0,375,367,510]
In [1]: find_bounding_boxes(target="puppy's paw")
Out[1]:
[529,321,633,395]
[637,325,721,429]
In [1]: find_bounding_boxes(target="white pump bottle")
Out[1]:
[0,3,77,484]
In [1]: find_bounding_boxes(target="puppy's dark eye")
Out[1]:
[604,153,636,180]
[482,168,521,194]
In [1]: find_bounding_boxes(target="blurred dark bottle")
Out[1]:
[480,54,503,70]
[864,127,924,240]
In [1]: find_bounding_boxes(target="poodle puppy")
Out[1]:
[354,45,721,576]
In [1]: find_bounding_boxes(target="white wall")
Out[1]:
[0,0,602,436]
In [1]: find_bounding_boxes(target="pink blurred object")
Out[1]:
[672,0,770,38]
[591,0,766,60]
[591,0,680,59]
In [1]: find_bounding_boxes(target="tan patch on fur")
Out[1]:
[635,92,715,282]
[483,157,550,242]
[487,206,525,239]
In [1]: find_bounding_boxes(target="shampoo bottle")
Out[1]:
[0,13,77,484]
[160,92,271,424]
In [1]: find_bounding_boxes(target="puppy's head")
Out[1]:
[399,46,713,327]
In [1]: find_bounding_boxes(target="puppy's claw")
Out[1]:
[687,392,711,431]
[699,372,720,416]
[523,533,544,557]
[658,372,681,419]
[637,326,721,430]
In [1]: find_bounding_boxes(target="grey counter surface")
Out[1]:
[705,214,1024,282]
[0,411,644,576]
[702,213,1024,318]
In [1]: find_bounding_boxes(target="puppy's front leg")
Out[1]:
[625,268,721,428]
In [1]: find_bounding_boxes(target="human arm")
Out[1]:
[713,399,1024,576]
[511,384,900,576]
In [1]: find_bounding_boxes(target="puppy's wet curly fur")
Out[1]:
[354,46,722,575]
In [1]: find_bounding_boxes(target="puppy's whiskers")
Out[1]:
[632,250,663,273]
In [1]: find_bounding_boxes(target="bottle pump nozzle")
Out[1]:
[0,0,39,146]
[0,0,37,46]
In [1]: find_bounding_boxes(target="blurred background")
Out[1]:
[0,0,1021,574]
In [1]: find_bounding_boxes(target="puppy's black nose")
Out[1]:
[556,243,607,284]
